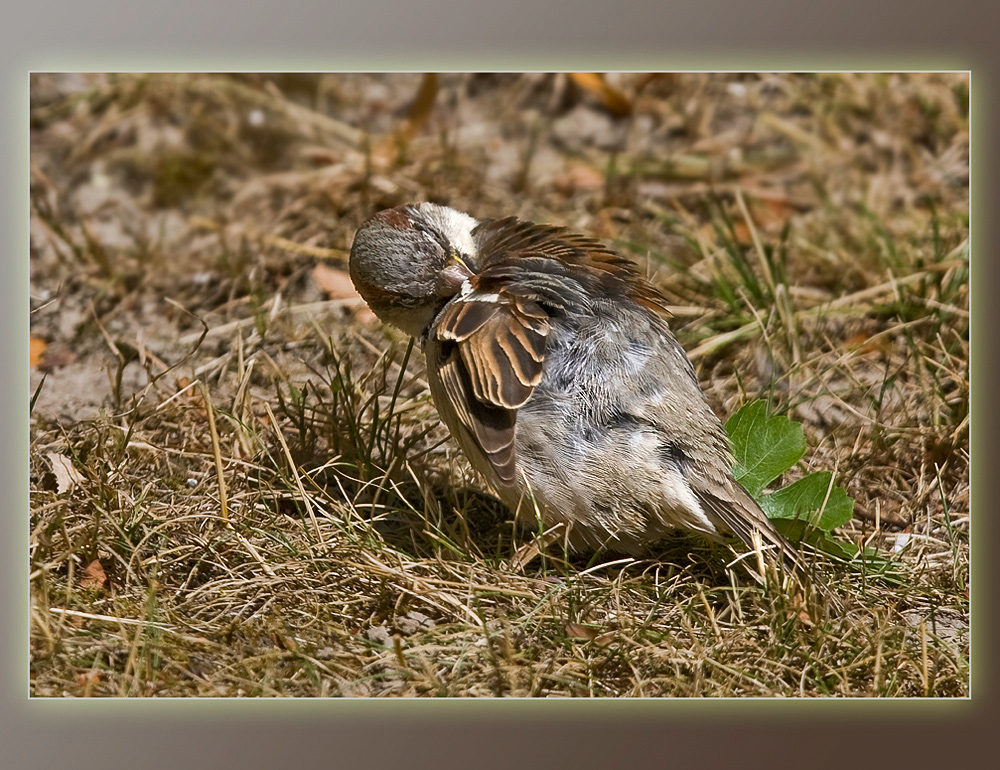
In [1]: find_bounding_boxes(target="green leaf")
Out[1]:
[724,399,899,581]
[758,471,854,532]
[725,400,806,497]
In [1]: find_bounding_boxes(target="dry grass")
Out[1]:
[29,73,968,697]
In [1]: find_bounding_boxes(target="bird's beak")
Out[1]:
[437,252,474,296]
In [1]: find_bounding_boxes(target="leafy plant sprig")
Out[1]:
[726,400,896,573]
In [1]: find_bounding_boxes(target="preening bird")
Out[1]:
[349,202,802,569]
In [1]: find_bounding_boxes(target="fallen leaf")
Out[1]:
[731,221,752,245]
[697,222,720,248]
[844,333,889,355]
[312,264,376,323]
[569,73,632,117]
[299,145,342,166]
[565,623,597,641]
[757,197,797,228]
[36,342,77,372]
[79,559,109,591]
[76,670,104,693]
[554,163,605,194]
[30,336,47,368]
[370,73,439,167]
[313,263,361,300]
[172,377,206,409]
[787,593,814,627]
[271,632,298,652]
[47,452,84,494]
[632,73,675,95]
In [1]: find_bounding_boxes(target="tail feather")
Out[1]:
[694,484,805,574]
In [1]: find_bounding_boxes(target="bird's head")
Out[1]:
[349,203,479,338]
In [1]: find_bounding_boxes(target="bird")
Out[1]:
[349,202,802,570]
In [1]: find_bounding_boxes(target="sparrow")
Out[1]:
[349,202,801,568]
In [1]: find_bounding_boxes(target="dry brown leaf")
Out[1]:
[313,263,361,299]
[313,264,376,323]
[565,623,598,641]
[30,336,47,368]
[783,593,815,627]
[79,559,108,591]
[569,73,632,117]
[731,221,752,245]
[370,73,439,167]
[632,72,675,95]
[696,222,719,248]
[171,376,206,412]
[844,333,890,355]
[271,632,299,652]
[36,342,77,372]
[742,198,795,236]
[554,163,605,194]
[757,197,797,226]
[76,670,104,693]
[47,452,84,494]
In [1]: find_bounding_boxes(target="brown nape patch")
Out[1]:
[371,206,413,229]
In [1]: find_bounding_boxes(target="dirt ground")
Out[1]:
[29,73,969,697]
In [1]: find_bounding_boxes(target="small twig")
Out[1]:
[155,377,201,411]
[188,215,350,260]
[575,557,636,579]
[687,260,966,360]
[688,319,762,360]
[48,608,222,648]
[920,621,931,697]
[233,531,277,578]
[89,300,125,363]
[200,382,230,525]
[179,299,364,345]
[854,502,909,530]
[736,188,799,364]
[264,402,324,546]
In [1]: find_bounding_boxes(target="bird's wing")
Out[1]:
[431,289,549,484]
[473,217,670,315]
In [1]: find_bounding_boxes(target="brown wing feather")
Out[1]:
[433,292,550,484]
[439,348,517,469]
[473,218,671,315]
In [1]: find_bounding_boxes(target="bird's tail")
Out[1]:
[694,482,807,575]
